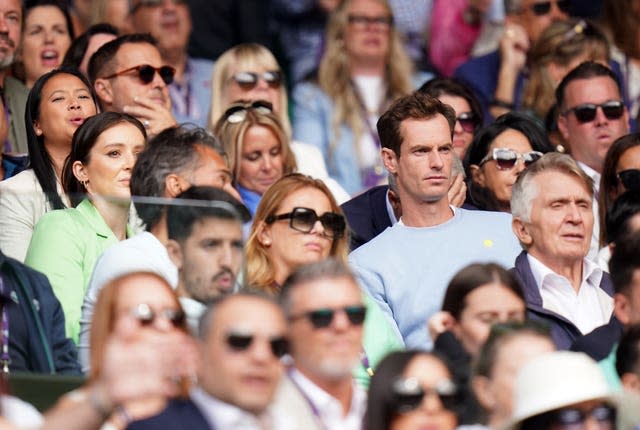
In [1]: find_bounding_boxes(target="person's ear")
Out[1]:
[72,161,89,184]
[472,376,497,411]
[621,372,640,393]
[165,239,184,270]
[164,173,188,198]
[257,222,273,247]
[93,79,114,107]
[557,111,570,141]
[614,293,632,326]
[470,164,486,187]
[512,217,533,247]
[381,147,398,175]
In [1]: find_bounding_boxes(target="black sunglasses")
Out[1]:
[223,100,273,124]
[618,169,640,191]
[347,14,393,27]
[551,405,615,428]
[392,377,459,414]
[529,0,570,16]
[226,332,289,358]
[479,148,543,170]
[265,207,346,239]
[103,64,176,85]
[130,303,185,328]
[231,70,283,90]
[289,305,367,329]
[456,112,478,133]
[563,101,625,123]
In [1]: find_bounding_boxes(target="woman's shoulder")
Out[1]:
[0,169,40,192]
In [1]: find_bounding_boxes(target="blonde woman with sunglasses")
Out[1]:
[213,100,296,215]
[208,43,350,203]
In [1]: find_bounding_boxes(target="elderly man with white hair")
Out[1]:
[510,153,615,350]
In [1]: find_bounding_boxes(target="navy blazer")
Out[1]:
[511,251,615,350]
[127,399,212,430]
[341,185,393,251]
[571,316,624,361]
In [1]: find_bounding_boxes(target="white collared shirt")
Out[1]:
[528,254,613,334]
[288,368,367,430]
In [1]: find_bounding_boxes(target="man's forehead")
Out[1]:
[214,296,284,330]
[289,276,360,307]
[533,170,591,200]
[564,76,621,103]
[115,42,163,68]
[0,0,21,14]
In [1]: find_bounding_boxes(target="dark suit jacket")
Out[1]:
[341,185,392,251]
[127,399,213,430]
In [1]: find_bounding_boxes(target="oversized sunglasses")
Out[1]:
[456,112,479,133]
[347,14,393,27]
[392,377,459,413]
[617,169,640,191]
[223,100,273,124]
[265,207,346,239]
[130,303,185,328]
[103,64,176,85]
[289,305,367,329]
[562,101,625,123]
[231,70,283,90]
[479,148,543,170]
[529,0,570,16]
[226,332,289,358]
[550,405,615,429]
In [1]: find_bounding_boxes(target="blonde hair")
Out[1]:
[522,19,609,120]
[319,0,414,163]
[213,105,296,190]
[245,173,350,294]
[89,271,190,396]
[208,43,291,136]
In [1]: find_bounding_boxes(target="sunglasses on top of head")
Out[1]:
[223,100,273,123]
[392,377,459,414]
[130,303,186,328]
[225,331,289,358]
[103,64,176,85]
[230,70,283,91]
[288,305,367,329]
[528,0,570,16]
[562,101,625,124]
[479,148,543,170]
[265,206,346,239]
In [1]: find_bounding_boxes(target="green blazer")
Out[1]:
[4,76,28,155]
[24,199,132,343]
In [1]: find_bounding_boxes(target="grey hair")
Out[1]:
[511,152,594,223]
[279,258,357,316]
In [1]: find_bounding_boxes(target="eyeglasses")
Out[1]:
[347,14,393,27]
[456,112,479,133]
[230,70,283,91]
[528,0,570,16]
[288,305,367,329]
[265,207,346,239]
[479,148,543,170]
[392,377,458,414]
[223,100,273,124]
[550,405,615,429]
[130,303,186,328]
[103,64,176,85]
[562,101,625,123]
[617,169,640,191]
[130,0,187,13]
[226,332,289,358]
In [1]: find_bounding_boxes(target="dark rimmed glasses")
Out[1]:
[528,0,570,16]
[130,303,185,328]
[456,112,479,133]
[230,70,283,90]
[265,207,346,239]
[392,377,459,413]
[222,100,273,124]
[618,169,640,191]
[479,148,543,170]
[226,332,289,358]
[103,64,176,85]
[562,101,625,124]
[347,14,393,27]
[288,305,367,329]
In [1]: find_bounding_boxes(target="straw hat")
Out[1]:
[504,351,616,430]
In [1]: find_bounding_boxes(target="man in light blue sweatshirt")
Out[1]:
[349,92,521,349]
